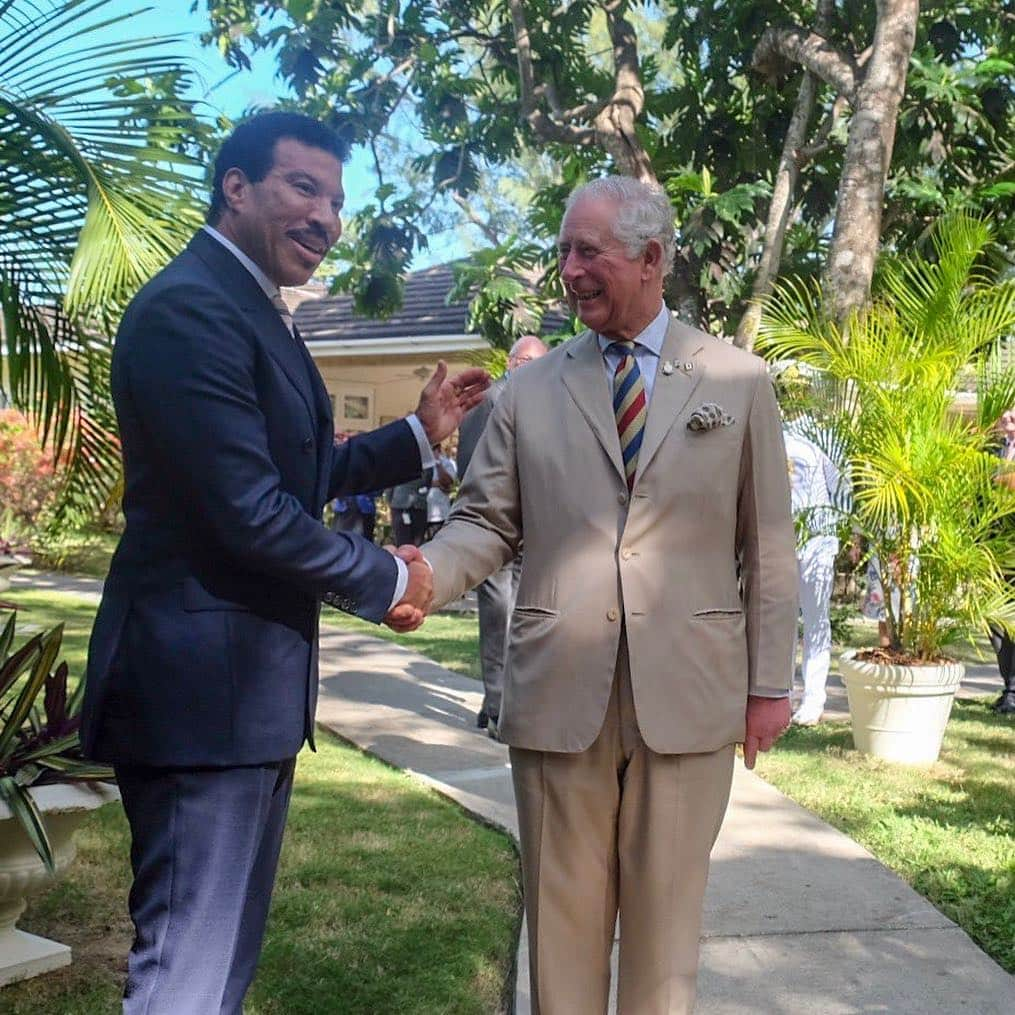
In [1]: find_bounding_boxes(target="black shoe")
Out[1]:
[994,690,1015,715]
[487,715,500,742]
[476,709,489,730]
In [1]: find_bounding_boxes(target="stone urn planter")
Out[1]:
[0,781,119,986]
[840,649,965,766]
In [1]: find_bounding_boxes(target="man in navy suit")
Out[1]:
[81,112,487,1014]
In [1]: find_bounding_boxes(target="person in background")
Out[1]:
[425,443,457,541]
[784,427,850,726]
[457,334,549,738]
[388,472,431,546]
[990,408,1015,715]
[329,431,379,542]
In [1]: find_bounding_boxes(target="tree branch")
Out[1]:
[592,0,655,180]
[753,25,860,102]
[452,193,501,246]
[507,0,597,147]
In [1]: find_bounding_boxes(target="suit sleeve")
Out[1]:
[423,380,522,608]
[326,420,423,501]
[124,284,405,622]
[736,364,799,696]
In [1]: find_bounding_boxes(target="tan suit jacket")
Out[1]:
[425,318,798,754]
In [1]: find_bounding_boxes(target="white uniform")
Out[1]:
[784,430,849,722]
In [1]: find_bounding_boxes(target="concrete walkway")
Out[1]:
[313,626,1014,1015]
[13,570,1015,1012]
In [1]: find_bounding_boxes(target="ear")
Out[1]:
[642,238,663,278]
[220,167,249,214]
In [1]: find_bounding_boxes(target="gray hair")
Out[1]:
[564,177,677,277]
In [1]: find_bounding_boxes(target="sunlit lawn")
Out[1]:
[755,703,1015,973]
[1,588,520,1014]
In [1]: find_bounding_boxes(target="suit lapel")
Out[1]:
[188,231,319,430]
[635,318,706,482]
[294,330,337,510]
[561,331,626,485]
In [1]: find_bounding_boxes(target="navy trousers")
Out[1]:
[114,759,296,1014]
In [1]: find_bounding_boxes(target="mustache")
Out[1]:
[288,228,330,252]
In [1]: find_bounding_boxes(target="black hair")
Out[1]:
[206,111,349,223]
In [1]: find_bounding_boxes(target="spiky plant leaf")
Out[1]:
[0,776,55,872]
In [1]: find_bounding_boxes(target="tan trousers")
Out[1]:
[510,643,735,1015]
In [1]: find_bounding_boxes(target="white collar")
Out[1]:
[202,224,280,303]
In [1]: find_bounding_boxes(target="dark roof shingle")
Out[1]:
[295,262,569,343]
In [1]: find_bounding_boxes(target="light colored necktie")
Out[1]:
[608,342,647,491]
[271,291,295,337]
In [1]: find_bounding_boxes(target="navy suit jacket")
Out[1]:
[82,231,422,767]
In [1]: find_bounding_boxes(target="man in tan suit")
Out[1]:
[415,177,797,1013]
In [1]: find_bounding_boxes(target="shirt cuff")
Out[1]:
[749,687,791,698]
[406,413,436,470]
[388,556,409,613]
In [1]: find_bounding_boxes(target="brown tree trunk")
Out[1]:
[736,0,834,350]
[824,0,919,322]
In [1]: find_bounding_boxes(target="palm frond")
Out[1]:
[0,0,207,520]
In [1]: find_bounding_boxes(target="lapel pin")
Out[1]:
[661,361,674,375]
[682,361,694,373]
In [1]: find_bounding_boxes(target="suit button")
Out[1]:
[621,547,632,560]
[301,437,314,452]
[606,608,619,622]
[617,492,628,505]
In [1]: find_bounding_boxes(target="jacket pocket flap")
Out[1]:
[512,604,559,619]
[692,608,743,619]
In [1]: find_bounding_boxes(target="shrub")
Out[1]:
[0,411,59,529]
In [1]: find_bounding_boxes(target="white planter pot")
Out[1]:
[0,781,119,986]
[840,650,964,765]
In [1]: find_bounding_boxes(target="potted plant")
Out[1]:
[0,610,116,985]
[759,214,1015,764]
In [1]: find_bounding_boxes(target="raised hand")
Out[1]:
[742,695,791,769]
[415,360,490,445]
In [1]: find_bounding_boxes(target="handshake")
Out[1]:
[382,544,433,633]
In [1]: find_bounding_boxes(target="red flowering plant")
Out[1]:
[0,612,113,871]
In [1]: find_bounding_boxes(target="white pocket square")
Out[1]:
[687,403,735,432]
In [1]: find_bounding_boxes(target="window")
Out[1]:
[330,384,376,433]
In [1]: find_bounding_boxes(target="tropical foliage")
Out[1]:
[0,611,112,871]
[758,215,1015,660]
[0,0,211,520]
[199,1,1014,336]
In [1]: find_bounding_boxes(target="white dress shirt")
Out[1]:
[201,225,434,609]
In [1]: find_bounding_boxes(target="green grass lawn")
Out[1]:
[755,703,1015,973]
[335,608,1015,974]
[1,589,520,1014]
[324,608,485,680]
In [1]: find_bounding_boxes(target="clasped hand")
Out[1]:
[383,545,432,632]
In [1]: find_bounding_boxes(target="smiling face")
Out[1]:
[215,137,344,287]
[557,194,663,341]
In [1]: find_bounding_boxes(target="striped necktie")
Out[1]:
[271,291,295,337]
[608,342,647,491]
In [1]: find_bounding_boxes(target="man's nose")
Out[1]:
[559,252,581,282]
[309,199,342,244]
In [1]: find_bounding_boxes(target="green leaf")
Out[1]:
[0,612,15,661]
[0,624,62,761]
[287,0,314,21]
[0,776,54,873]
